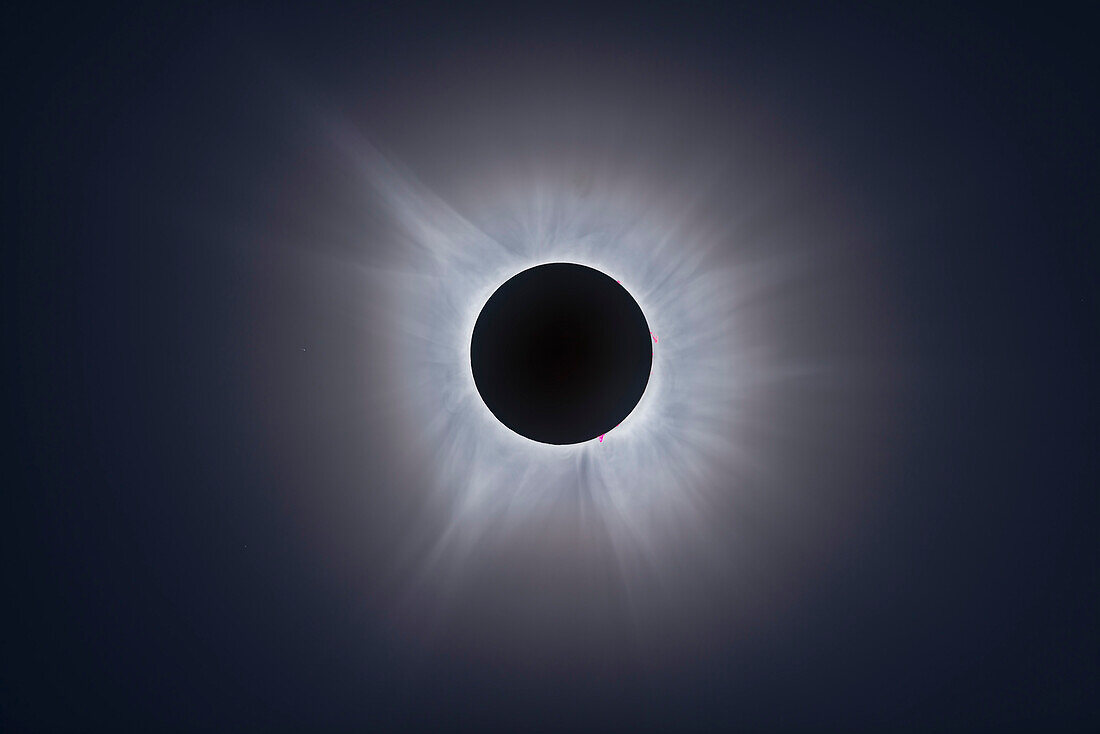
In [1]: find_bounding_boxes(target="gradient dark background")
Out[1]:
[5,3,1097,731]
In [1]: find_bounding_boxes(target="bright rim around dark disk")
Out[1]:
[470,263,653,445]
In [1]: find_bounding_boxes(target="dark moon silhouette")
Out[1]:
[470,263,653,444]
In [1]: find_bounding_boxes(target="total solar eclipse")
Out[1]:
[470,263,653,444]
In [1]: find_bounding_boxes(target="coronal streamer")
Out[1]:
[326,124,795,563]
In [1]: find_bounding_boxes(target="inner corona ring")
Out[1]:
[470,263,653,445]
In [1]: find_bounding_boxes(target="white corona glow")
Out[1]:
[324,120,802,580]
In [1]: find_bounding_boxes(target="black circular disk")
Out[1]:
[470,263,652,445]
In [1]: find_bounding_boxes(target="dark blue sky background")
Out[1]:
[5,3,1097,731]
